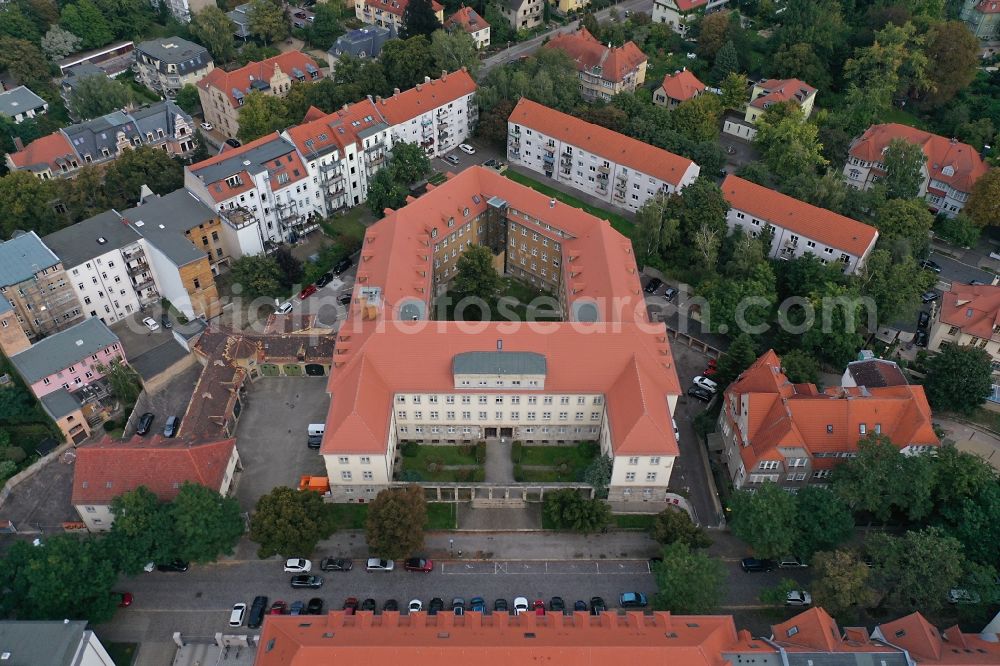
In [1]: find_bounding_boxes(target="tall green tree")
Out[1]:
[856,249,934,325]
[174,84,201,115]
[631,191,679,267]
[107,486,176,575]
[778,349,820,385]
[57,166,111,222]
[170,482,244,563]
[68,74,133,121]
[651,542,726,613]
[400,0,442,39]
[0,37,52,89]
[366,168,408,216]
[229,255,285,299]
[452,244,502,304]
[714,333,757,387]
[866,527,966,613]
[365,485,428,559]
[719,71,747,111]
[40,26,82,60]
[671,93,723,143]
[923,344,993,414]
[248,0,288,45]
[191,6,237,63]
[306,3,344,50]
[832,433,914,522]
[97,359,142,406]
[795,486,854,557]
[59,0,113,49]
[923,20,979,107]
[873,197,935,258]
[701,262,776,336]
[103,147,184,208]
[380,35,436,91]
[965,168,1000,227]
[752,102,827,184]
[728,482,799,559]
[0,4,42,42]
[388,141,431,184]
[710,39,739,83]
[237,91,290,143]
[250,487,336,558]
[543,489,611,533]
[583,455,613,498]
[650,508,711,549]
[0,171,61,237]
[882,138,927,200]
[430,29,480,77]
[811,549,881,618]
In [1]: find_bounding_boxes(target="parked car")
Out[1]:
[269,600,288,615]
[307,434,322,449]
[619,592,647,608]
[320,557,352,572]
[248,596,268,629]
[444,154,460,165]
[298,284,318,300]
[225,138,242,148]
[778,556,808,569]
[408,599,423,613]
[291,601,306,615]
[921,290,939,303]
[471,596,487,613]
[275,301,293,314]
[452,597,466,615]
[703,364,717,376]
[343,597,359,615]
[200,121,213,131]
[663,286,678,301]
[383,599,399,612]
[785,590,812,606]
[156,559,188,572]
[290,574,323,589]
[160,314,172,329]
[920,259,941,273]
[590,597,607,615]
[947,588,981,605]
[644,277,663,294]
[307,597,324,614]
[574,600,588,612]
[229,602,247,627]
[136,412,155,436]
[687,385,714,402]
[360,598,377,612]
[142,316,159,331]
[163,415,180,438]
[338,293,352,305]
[532,599,545,615]
[458,143,476,154]
[549,596,565,612]
[917,311,930,329]
[740,557,775,573]
[483,158,508,173]
[316,272,334,288]
[513,597,529,615]
[692,375,718,393]
[494,598,509,614]
[429,597,445,615]
[115,592,133,608]
[404,557,433,572]
[915,329,929,347]
[333,256,353,274]
[366,558,394,572]
[284,558,312,573]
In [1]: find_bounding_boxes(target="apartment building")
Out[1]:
[327,25,392,70]
[544,28,647,101]
[724,78,817,139]
[0,621,117,666]
[5,101,195,179]
[720,175,879,274]
[928,283,1000,371]
[499,0,542,30]
[355,0,445,33]
[844,124,988,218]
[374,69,478,157]
[42,211,157,326]
[0,232,83,346]
[160,0,215,22]
[196,51,323,139]
[718,350,938,490]
[0,86,48,123]
[508,98,700,212]
[445,6,491,49]
[72,435,239,531]
[653,68,705,108]
[134,37,213,99]
[652,0,730,34]
[959,0,1000,41]
[321,166,682,503]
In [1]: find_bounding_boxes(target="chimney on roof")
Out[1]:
[394,87,400,96]
[376,95,382,104]
[366,94,373,101]
[441,70,447,80]
[12,136,24,152]
[138,184,155,204]
[424,76,431,83]
[342,104,349,111]
[549,198,555,208]
[416,83,422,91]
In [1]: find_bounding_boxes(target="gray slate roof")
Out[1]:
[40,387,83,420]
[121,189,216,266]
[0,86,47,118]
[453,351,547,376]
[136,37,212,75]
[0,231,61,287]
[60,62,109,93]
[0,620,91,666]
[192,134,296,185]
[9,317,119,384]
[330,25,393,58]
[0,294,12,315]
[42,210,143,269]
[63,100,190,162]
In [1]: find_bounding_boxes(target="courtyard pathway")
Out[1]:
[484,437,514,483]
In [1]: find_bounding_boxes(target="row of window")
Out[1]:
[396,394,600,406]
[624,472,658,482]
[396,410,601,422]
[399,425,599,436]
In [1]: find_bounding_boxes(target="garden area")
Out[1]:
[398,442,486,482]
[324,500,457,531]
[0,357,61,487]
[434,276,561,322]
[512,441,600,482]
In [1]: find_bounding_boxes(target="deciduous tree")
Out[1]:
[0,37,52,89]
[229,255,285,299]
[923,343,993,414]
[650,508,711,549]
[923,20,979,107]
[191,6,237,63]
[882,137,926,200]
[965,168,1000,227]
[237,91,290,143]
[632,192,679,267]
[248,0,288,45]
[0,171,62,238]
[719,71,747,111]
[583,455,613,498]
[366,168,408,216]
[59,0,113,49]
[452,244,502,303]
[380,35,436,91]
[170,482,244,563]
[174,84,201,115]
[695,10,730,59]
[430,29,480,77]
[40,26,82,60]
[714,333,757,387]
[543,489,611,533]
[307,2,344,50]
[856,249,934,325]
[651,542,725,613]
[671,93,723,143]
[795,486,854,557]
[365,485,428,559]
[107,486,176,575]
[400,0,441,39]
[272,247,304,289]
[778,349,820,385]
[103,146,184,208]
[811,549,881,618]
[753,103,827,184]
[873,197,935,258]
[68,74,133,121]
[832,433,914,521]
[728,482,799,559]
[97,359,143,406]
[388,141,430,184]
[250,486,336,558]
[866,527,965,613]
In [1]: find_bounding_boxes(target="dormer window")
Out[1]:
[942,165,954,177]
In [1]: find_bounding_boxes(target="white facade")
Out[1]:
[66,242,157,325]
[843,157,971,218]
[140,241,194,318]
[292,127,391,217]
[387,91,477,158]
[652,0,729,34]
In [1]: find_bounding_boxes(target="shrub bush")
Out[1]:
[475,441,487,463]
[0,446,27,464]
[455,468,473,482]
[513,464,524,482]
[398,469,424,482]
[578,441,599,458]
[401,441,419,457]
[427,462,439,473]
[103,420,118,432]
[511,441,523,463]
[472,467,485,482]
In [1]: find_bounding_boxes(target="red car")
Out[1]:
[404,557,434,572]
[269,600,288,615]
[532,599,545,615]
[343,597,359,615]
[116,592,133,608]
[703,366,718,376]
[298,284,318,300]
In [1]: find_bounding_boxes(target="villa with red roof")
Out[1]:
[721,175,879,274]
[652,0,730,35]
[71,435,240,531]
[507,98,700,212]
[843,124,988,218]
[196,51,323,139]
[928,283,1000,369]
[543,28,648,101]
[959,0,1000,43]
[724,78,817,139]
[445,6,490,49]
[355,0,444,33]
[320,166,682,503]
[654,69,706,108]
[718,350,938,490]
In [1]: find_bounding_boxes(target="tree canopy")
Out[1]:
[651,542,726,613]
[543,489,611,533]
[365,485,428,559]
[250,486,336,558]
[451,244,503,306]
[169,482,244,563]
[923,343,993,414]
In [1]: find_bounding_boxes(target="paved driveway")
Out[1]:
[111,313,188,381]
[125,362,202,439]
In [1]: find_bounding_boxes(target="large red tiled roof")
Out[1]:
[676,0,709,9]
[749,78,816,110]
[976,0,1000,12]
[544,28,646,84]
[937,283,1000,340]
[7,131,76,172]
[721,175,878,257]
[364,0,444,17]
[188,132,309,202]
[286,98,384,159]
[445,6,490,33]
[71,435,236,505]
[849,123,988,193]
[196,51,322,110]
[373,69,476,125]
[659,69,706,102]
[509,98,698,188]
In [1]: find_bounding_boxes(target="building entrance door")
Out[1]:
[485,427,497,437]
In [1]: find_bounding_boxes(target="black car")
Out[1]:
[644,277,663,294]
[338,293,351,305]
[316,272,334,288]
[549,597,566,612]
[136,412,155,436]
[307,435,322,450]
[360,598,377,612]
[156,559,189,572]
[687,385,714,402]
[383,599,399,612]
[589,597,607,615]
[740,557,776,573]
[574,600,588,612]
[917,311,930,329]
[307,597,324,614]
[225,138,242,148]
[921,290,939,303]
[915,329,929,347]
[248,595,268,629]
[320,557,353,572]
[160,314,172,329]
[290,574,323,589]
[333,256,353,274]
[494,598,509,614]
[428,597,445,615]
[920,259,942,273]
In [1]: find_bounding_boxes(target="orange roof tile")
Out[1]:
[721,175,878,257]
[71,435,236,505]
[7,131,76,172]
[196,51,322,110]
[364,0,443,17]
[849,124,988,193]
[675,0,709,9]
[938,283,1000,340]
[373,69,476,125]
[659,69,706,102]
[445,6,490,33]
[544,28,647,84]
[749,78,816,110]
[188,132,309,202]
[509,98,698,188]
[286,98,385,160]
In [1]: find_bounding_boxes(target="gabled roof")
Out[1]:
[659,69,706,102]
[136,37,212,73]
[845,359,908,388]
[42,210,143,269]
[285,98,387,160]
[0,85,47,117]
[373,69,476,125]
[0,231,61,286]
[71,435,236,505]
[445,6,490,33]
[509,98,698,188]
[849,124,988,193]
[120,189,219,266]
[364,0,443,17]
[6,131,75,172]
[9,318,120,383]
[675,0,709,9]
[938,284,1000,340]
[0,621,91,666]
[188,132,309,202]
[196,51,322,110]
[749,78,816,110]
[721,175,878,257]
[544,28,647,84]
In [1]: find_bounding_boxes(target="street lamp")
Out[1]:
[449,538,454,557]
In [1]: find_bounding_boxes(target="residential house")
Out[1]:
[445,6,491,49]
[228,3,252,38]
[0,232,83,347]
[724,78,817,139]
[499,0,542,31]
[160,0,215,22]
[0,621,116,666]
[928,284,1000,372]
[71,435,240,531]
[59,63,111,120]
[653,68,706,108]
[195,51,323,139]
[326,25,392,71]
[356,0,445,33]
[552,0,589,13]
[0,296,32,357]
[0,86,48,123]
[720,175,879,274]
[718,350,939,490]
[844,124,988,218]
[959,0,1000,42]
[5,101,195,179]
[134,37,214,98]
[652,0,730,35]
[39,388,92,445]
[543,28,647,101]
[8,317,124,400]
[507,98,700,211]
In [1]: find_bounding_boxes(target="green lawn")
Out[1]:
[433,276,561,322]
[613,514,656,529]
[325,503,368,530]
[322,208,368,247]
[401,444,479,467]
[504,171,633,236]
[427,502,457,529]
[518,467,574,482]
[105,642,138,666]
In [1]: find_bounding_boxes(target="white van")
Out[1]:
[308,424,325,437]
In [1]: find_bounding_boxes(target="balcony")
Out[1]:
[126,258,149,275]
[421,117,433,126]
[276,202,298,221]
[598,164,609,174]
[366,152,386,167]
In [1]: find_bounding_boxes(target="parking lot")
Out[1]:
[432,137,504,176]
[110,312,189,381]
